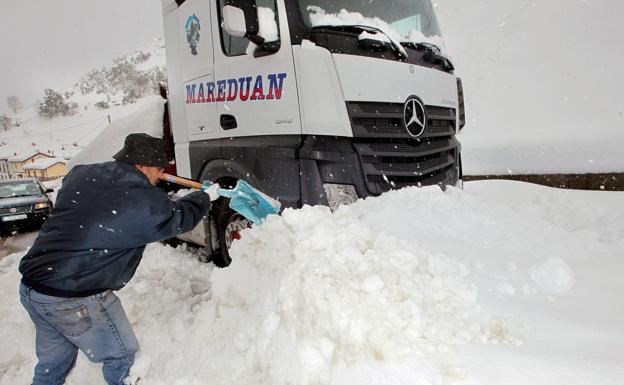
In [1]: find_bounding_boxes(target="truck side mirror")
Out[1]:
[221,0,280,57]
[222,1,260,39]
[222,5,248,38]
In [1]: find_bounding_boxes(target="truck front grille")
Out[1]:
[348,102,456,138]
[347,101,459,194]
[0,205,32,215]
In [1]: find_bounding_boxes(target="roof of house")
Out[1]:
[8,151,53,163]
[23,157,67,170]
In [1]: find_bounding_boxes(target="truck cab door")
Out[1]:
[177,0,218,138]
[211,0,300,138]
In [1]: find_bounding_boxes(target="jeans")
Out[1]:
[19,282,139,385]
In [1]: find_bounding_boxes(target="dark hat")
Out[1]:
[113,133,169,168]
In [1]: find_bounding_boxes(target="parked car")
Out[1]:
[0,178,54,234]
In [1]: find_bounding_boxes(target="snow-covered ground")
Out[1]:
[0,99,154,161]
[1,181,622,385]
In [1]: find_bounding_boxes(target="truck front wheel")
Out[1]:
[213,198,251,267]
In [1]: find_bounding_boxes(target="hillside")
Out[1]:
[0,39,166,161]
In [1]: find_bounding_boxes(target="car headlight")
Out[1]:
[323,184,358,211]
[35,202,49,210]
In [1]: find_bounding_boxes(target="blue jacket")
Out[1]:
[19,161,211,297]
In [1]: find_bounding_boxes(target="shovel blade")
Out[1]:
[217,180,281,224]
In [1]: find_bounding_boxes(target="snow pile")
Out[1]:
[208,204,485,384]
[0,254,36,381]
[529,257,575,295]
[0,244,216,385]
[1,181,623,385]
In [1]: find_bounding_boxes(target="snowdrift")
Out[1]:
[1,181,623,385]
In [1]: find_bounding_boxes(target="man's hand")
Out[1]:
[202,183,220,201]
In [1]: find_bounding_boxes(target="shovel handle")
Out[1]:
[162,173,203,189]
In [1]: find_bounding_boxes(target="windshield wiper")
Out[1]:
[351,25,408,59]
[403,41,441,53]
[401,41,454,71]
[311,25,408,59]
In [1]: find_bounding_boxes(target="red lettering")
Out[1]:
[266,73,287,100]
[207,82,215,103]
[217,80,227,102]
[227,79,238,102]
[238,77,252,101]
[250,75,265,100]
[197,83,206,103]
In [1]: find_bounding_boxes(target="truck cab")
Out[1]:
[161,0,465,265]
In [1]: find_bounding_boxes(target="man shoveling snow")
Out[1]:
[17,133,219,385]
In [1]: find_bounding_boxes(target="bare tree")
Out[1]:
[6,95,23,114]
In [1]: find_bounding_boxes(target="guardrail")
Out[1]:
[464,173,624,191]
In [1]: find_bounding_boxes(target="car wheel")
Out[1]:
[212,197,251,267]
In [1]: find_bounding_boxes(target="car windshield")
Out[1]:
[0,182,42,198]
[297,0,442,41]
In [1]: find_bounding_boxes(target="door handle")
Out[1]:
[220,114,237,130]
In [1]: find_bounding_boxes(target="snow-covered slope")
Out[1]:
[67,96,165,168]
[1,181,622,385]
[435,0,624,175]
[0,39,166,162]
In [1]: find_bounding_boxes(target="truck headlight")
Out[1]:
[35,202,49,210]
[323,184,358,211]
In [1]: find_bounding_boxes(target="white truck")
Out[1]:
[160,0,465,266]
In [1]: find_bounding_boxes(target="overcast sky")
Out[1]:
[0,0,163,114]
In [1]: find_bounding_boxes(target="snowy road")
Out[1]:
[0,180,622,385]
[0,232,38,260]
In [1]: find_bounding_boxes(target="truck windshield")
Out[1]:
[296,0,442,42]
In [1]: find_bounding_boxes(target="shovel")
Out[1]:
[162,173,281,224]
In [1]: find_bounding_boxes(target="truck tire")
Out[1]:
[213,197,251,267]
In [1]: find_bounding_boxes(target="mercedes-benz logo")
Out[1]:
[9,208,17,213]
[403,96,426,138]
